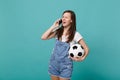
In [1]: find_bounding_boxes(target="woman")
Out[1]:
[41,10,89,80]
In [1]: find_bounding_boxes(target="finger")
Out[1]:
[71,57,76,61]
[56,18,61,23]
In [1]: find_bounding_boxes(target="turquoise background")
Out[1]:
[0,0,120,80]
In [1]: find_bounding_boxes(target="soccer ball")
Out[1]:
[68,44,84,58]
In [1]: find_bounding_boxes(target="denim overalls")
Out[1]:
[48,39,73,79]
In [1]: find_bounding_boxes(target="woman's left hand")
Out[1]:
[70,56,85,62]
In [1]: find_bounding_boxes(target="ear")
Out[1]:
[71,20,72,22]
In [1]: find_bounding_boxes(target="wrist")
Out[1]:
[51,25,56,29]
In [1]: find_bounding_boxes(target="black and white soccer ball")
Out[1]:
[68,44,84,58]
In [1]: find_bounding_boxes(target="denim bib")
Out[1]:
[48,39,73,79]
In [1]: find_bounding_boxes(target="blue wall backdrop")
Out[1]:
[0,0,120,80]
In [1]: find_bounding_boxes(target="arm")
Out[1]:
[41,26,56,40]
[41,19,60,40]
[70,39,89,61]
[78,39,89,61]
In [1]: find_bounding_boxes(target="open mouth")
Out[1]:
[62,22,66,24]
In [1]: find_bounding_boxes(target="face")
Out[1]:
[62,12,72,27]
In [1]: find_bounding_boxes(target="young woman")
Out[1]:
[41,10,89,80]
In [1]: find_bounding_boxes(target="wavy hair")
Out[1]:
[56,10,76,43]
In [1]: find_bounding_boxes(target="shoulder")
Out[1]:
[74,31,83,42]
[74,31,83,38]
[75,31,80,36]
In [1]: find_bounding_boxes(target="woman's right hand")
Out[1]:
[51,19,61,29]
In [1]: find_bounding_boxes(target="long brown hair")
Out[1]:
[56,10,76,43]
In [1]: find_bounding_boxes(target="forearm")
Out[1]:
[41,26,55,40]
[79,39,89,59]
[83,46,89,58]
[41,19,61,40]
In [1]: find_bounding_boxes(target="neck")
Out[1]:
[63,25,70,35]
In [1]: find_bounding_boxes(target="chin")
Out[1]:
[63,25,71,28]
[63,25,67,28]
[63,24,69,27]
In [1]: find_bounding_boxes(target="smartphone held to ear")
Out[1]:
[59,19,62,25]
[52,19,62,32]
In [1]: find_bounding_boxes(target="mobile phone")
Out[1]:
[59,19,62,25]
[52,19,62,32]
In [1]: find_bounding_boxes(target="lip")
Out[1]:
[62,21,66,24]
[62,23,66,25]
